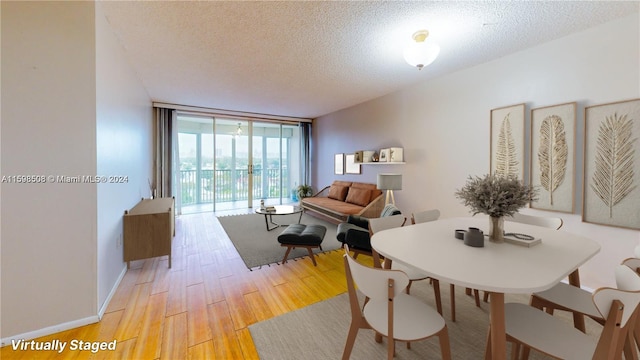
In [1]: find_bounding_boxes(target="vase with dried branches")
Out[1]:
[455,174,538,243]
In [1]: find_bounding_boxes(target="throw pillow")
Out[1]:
[328,185,349,201]
[345,188,371,207]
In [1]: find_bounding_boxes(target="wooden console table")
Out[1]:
[123,197,175,268]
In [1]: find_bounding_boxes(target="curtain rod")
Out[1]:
[152,102,313,123]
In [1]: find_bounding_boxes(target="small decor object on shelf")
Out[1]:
[379,148,390,162]
[389,147,404,162]
[455,173,538,243]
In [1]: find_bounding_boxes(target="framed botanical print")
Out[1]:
[490,103,526,181]
[583,98,640,230]
[530,102,576,213]
[334,153,344,175]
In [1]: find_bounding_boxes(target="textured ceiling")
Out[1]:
[99,1,639,119]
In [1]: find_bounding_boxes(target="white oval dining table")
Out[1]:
[371,217,600,360]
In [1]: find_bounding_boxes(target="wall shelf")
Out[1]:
[357,162,405,165]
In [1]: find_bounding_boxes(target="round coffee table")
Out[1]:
[255,205,304,231]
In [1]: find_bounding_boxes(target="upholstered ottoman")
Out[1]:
[277,224,327,266]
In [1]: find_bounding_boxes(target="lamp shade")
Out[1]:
[403,30,440,70]
[377,173,402,191]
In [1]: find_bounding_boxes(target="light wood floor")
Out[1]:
[1,210,362,359]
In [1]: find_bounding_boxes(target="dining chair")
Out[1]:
[480,212,564,303]
[490,265,640,360]
[410,209,441,224]
[367,214,406,269]
[369,215,439,305]
[408,209,452,319]
[529,250,640,359]
[505,212,564,230]
[342,247,452,360]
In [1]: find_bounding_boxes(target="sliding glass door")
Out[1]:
[176,115,301,214]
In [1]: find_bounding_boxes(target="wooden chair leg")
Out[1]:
[438,326,452,360]
[483,291,490,303]
[341,323,360,360]
[484,326,492,360]
[450,284,456,322]
[474,289,481,307]
[432,278,443,316]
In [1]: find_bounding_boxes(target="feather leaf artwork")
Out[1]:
[538,115,568,205]
[495,113,519,177]
[590,112,637,218]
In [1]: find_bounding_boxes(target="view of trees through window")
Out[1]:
[175,117,300,212]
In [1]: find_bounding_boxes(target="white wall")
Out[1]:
[315,14,640,290]
[95,3,153,313]
[1,2,98,338]
[0,1,153,341]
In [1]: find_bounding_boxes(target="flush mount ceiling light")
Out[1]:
[403,30,440,70]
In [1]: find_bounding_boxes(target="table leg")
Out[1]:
[297,211,303,224]
[568,269,586,332]
[264,214,278,231]
[487,292,506,360]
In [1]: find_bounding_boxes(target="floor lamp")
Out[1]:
[377,173,402,205]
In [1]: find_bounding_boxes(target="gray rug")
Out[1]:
[218,213,341,269]
[249,280,601,359]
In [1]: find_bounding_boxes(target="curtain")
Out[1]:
[154,107,176,199]
[300,122,312,186]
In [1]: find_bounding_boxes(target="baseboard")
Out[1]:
[1,265,128,347]
[0,316,99,347]
[98,265,127,318]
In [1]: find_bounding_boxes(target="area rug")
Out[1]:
[218,213,341,269]
[249,281,601,359]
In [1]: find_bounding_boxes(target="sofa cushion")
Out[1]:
[351,182,382,202]
[345,187,371,207]
[328,185,349,201]
[332,180,353,187]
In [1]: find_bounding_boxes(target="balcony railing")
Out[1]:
[179,168,290,205]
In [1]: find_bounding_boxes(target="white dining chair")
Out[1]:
[342,247,452,360]
[408,209,453,319]
[369,215,436,301]
[411,209,441,224]
[529,254,640,359]
[481,212,564,303]
[493,265,640,360]
[505,212,563,230]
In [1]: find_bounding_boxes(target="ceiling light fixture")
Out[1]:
[403,30,440,70]
[234,122,243,138]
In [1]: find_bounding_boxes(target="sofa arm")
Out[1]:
[347,215,369,229]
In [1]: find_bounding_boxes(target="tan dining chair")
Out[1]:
[342,247,452,360]
[491,265,640,360]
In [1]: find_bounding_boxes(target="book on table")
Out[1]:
[503,234,541,247]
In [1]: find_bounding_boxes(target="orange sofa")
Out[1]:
[300,181,385,224]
